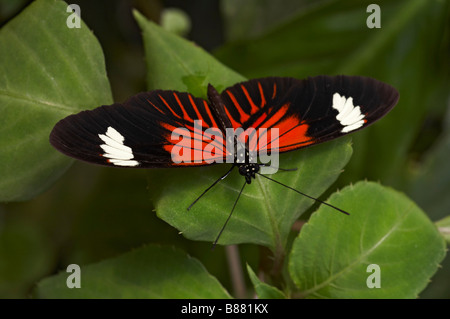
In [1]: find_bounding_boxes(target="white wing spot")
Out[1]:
[98,127,139,167]
[332,93,365,133]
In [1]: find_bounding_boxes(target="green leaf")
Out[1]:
[160,8,191,37]
[289,181,446,299]
[148,137,352,251]
[133,10,245,97]
[247,264,285,299]
[436,216,450,245]
[0,0,112,201]
[34,244,231,299]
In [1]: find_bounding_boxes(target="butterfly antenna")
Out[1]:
[256,173,350,215]
[259,164,298,172]
[212,181,247,250]
[277,167,298,172]
[187,165,235,211]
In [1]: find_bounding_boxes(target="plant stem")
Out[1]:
[225,245,246,298]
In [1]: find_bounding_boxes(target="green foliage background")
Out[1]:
[0,0,448,299]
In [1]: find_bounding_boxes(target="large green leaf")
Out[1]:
[134,10,245,96]
[34,244,231,298]
[289,181,446,298]
[0,0,112,201]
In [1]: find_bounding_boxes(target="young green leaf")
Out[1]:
[34,244,231,299]
[247,264,285,299]
[160,8,191,37]
[289,181,446,299]
[436,216,450,245]
[0,0,112,201]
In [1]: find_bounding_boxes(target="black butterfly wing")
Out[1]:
[50,90,227,168]
[219,76,399,154]
[50,76,398,168]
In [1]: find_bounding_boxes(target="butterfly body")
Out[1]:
[237,163,260,185]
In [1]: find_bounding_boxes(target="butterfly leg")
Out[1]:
[256,173,350,215]
[212,180,247,249]
[259,163,298,173]
[187,165,236,211]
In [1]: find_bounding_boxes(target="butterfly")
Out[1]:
[50,75,399,246]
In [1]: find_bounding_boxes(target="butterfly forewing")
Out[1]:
[218,77,301,130]
[218,76,399,155]
[284,75,399,141]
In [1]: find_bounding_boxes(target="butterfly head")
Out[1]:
[237,163,260,184]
